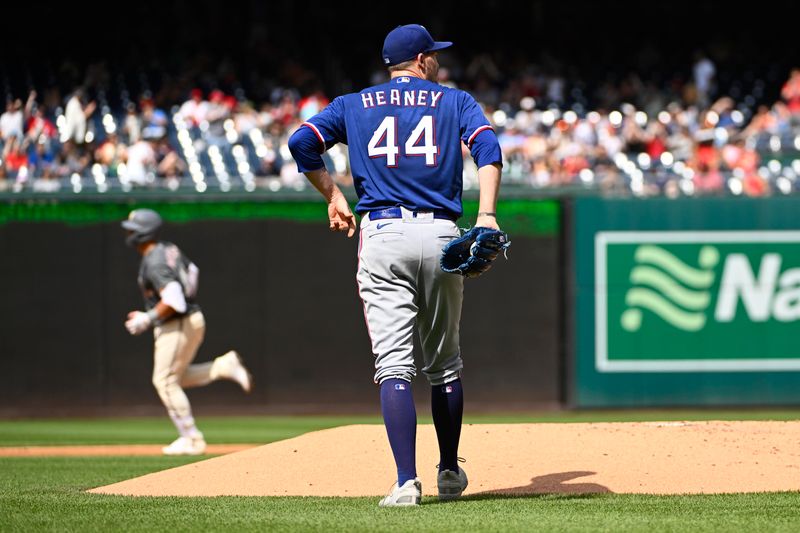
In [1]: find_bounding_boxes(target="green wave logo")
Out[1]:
[621,245,719,332]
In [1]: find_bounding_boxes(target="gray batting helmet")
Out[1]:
[122,208,162,247]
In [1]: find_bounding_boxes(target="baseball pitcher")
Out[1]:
[289,24,504,506]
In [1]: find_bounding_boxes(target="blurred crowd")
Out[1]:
[2,55,800,197]
[458,55,800,197]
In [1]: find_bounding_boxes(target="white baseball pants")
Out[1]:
[152,311,213,434]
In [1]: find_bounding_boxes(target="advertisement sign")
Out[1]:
[572,197,800,406]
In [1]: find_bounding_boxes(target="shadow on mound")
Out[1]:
[473,471,611,497]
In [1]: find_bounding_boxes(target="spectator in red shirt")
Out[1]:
[26,105,57,142]
[781,68,800,116]
[721,138,765,197]
[645,121,667,159]
[273,90,298,127]
[2,137,29,176]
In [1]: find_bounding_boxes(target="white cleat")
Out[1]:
[212,350,253,393]
[162,436,207,456]
[378,479,422,507]
[437,467,468,501]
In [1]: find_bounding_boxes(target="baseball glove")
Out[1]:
[440,227,511,278]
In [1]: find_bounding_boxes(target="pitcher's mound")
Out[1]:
[89,421,800,497]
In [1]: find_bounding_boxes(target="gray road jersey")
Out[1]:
[138,241,201,320]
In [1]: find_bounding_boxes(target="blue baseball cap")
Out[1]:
[382,24,452,66]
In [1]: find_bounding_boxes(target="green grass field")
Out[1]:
[2,412,800,532]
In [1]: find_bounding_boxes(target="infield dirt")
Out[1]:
[88,421,800,497]
[0,444,253,457]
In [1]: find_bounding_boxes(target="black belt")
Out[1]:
[366,207,457,222]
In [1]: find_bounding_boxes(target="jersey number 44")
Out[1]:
[367,116,440,167]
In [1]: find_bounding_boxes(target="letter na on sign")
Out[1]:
[714,253,800,322]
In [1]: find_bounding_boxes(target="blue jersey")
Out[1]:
[301,76,501,219]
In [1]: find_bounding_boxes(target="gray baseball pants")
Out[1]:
[357,207,465,386]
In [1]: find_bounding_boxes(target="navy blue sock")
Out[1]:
[380,378,417,485]
[431,378,463,473]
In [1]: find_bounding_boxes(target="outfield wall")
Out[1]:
[0,198,561,412]
[8,194,800,412]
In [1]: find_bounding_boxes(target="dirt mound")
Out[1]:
[89,421,800,497]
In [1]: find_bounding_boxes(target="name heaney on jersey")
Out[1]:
[361,89,444,109]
